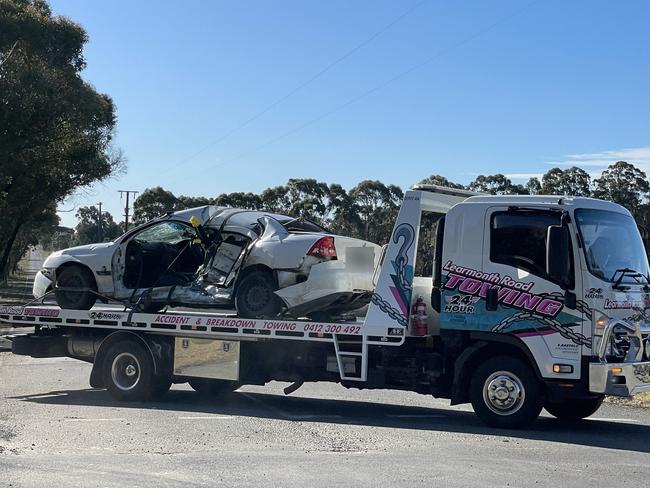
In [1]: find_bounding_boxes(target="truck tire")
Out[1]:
[469,355,542,429]
[235,271,282,319]
[55,265,97,310]
[545,396,604,421]
[189,378,239,397]
[102,340,155,401]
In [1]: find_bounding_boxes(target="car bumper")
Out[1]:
[33,270,54,299]
[275,261,374,314]
[589,361,650,397]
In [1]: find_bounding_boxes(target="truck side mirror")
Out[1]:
[546,225,570,287]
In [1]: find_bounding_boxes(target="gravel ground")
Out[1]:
[1,352,650,487]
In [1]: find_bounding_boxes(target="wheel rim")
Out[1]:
[244,280,271,312]
[111,352,141,391]
[483,370,525,416]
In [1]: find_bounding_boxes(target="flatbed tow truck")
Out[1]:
[3,185,650,428]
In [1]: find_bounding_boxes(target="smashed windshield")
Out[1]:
[134,222,193,244]
[575,209,650,284]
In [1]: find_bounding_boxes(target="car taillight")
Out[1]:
[307,236,337,260]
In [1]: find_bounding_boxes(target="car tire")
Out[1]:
[469,355,542,429]
[235,271,282,319]
[189,378,239,397]
[102,340,155,401]
[55,265,97,310]
[545,396,604,421]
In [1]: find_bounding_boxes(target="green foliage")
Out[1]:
[8,203,59,273]
[540,166,591,196]
[132,187,177,224]
[418,174,465,189]
[593,161,650,212]
[526,177,542,195]
[214,192,261,210]
[467,174,527,195]
[176,195,213,210]
[0,0,121,277]
[74,206,120,245]
[349,180,403,243]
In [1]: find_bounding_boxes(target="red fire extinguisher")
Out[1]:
[411,296,428,336]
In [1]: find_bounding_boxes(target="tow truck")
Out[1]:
[3,185,650,428]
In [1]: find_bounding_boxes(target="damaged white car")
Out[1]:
[34,206,380,319]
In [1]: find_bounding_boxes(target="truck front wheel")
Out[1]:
[469,355,542,429]
[545,396,604,421]
[102,340,155,401]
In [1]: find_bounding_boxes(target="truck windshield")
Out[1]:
[575,209,650,284]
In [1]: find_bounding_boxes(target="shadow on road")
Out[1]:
[12,387,650,454]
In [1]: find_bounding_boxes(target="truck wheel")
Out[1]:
[102,340,155,401]
[55,265,97,310]
[545,396,604,421]
[189,378,238,397]
[469,355,542,429]
[235,271,282,319]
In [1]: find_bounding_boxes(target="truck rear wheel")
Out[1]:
[102,340,155,401]
[189,378,238,397]
[469,355,542,429]
[545,396,604,421]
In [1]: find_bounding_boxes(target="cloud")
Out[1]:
[506,146,650,181]
[551,147,650,173]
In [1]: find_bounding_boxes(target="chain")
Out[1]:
[493,311,592,347]
[537,291,593,320]
[392,223,415,293]
[371,292,407,327]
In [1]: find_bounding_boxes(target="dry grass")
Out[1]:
[605,391,650,408]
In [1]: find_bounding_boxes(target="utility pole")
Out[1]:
[119,190,139,231]
[97,202,103,242]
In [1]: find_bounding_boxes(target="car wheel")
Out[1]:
[469,355,542,429]
[545,396,604,421]
[189,378,239,397]
[102,340,155,401]
[235,271,282,319]
[55,265,97,310]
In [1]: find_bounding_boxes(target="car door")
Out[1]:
[111,220,199,298]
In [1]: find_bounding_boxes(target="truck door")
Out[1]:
[481,207,584,376]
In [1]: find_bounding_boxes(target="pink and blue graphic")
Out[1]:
[388,223,415,317]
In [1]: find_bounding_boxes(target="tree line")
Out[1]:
[71,161,650,253]
[0,0,120,279]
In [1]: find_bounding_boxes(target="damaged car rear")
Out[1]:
[34,206,381,319]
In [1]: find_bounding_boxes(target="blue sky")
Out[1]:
[50,0,650,227]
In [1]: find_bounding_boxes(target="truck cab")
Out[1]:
[367,185,650,427]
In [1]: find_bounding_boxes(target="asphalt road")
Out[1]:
[1,352,650,487]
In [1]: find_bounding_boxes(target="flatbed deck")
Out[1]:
[0,304,405,346]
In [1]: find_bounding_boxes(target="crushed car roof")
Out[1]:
[170,206,297,231]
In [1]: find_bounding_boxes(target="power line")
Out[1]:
[200,0,540,171]
[165,0,427,173]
